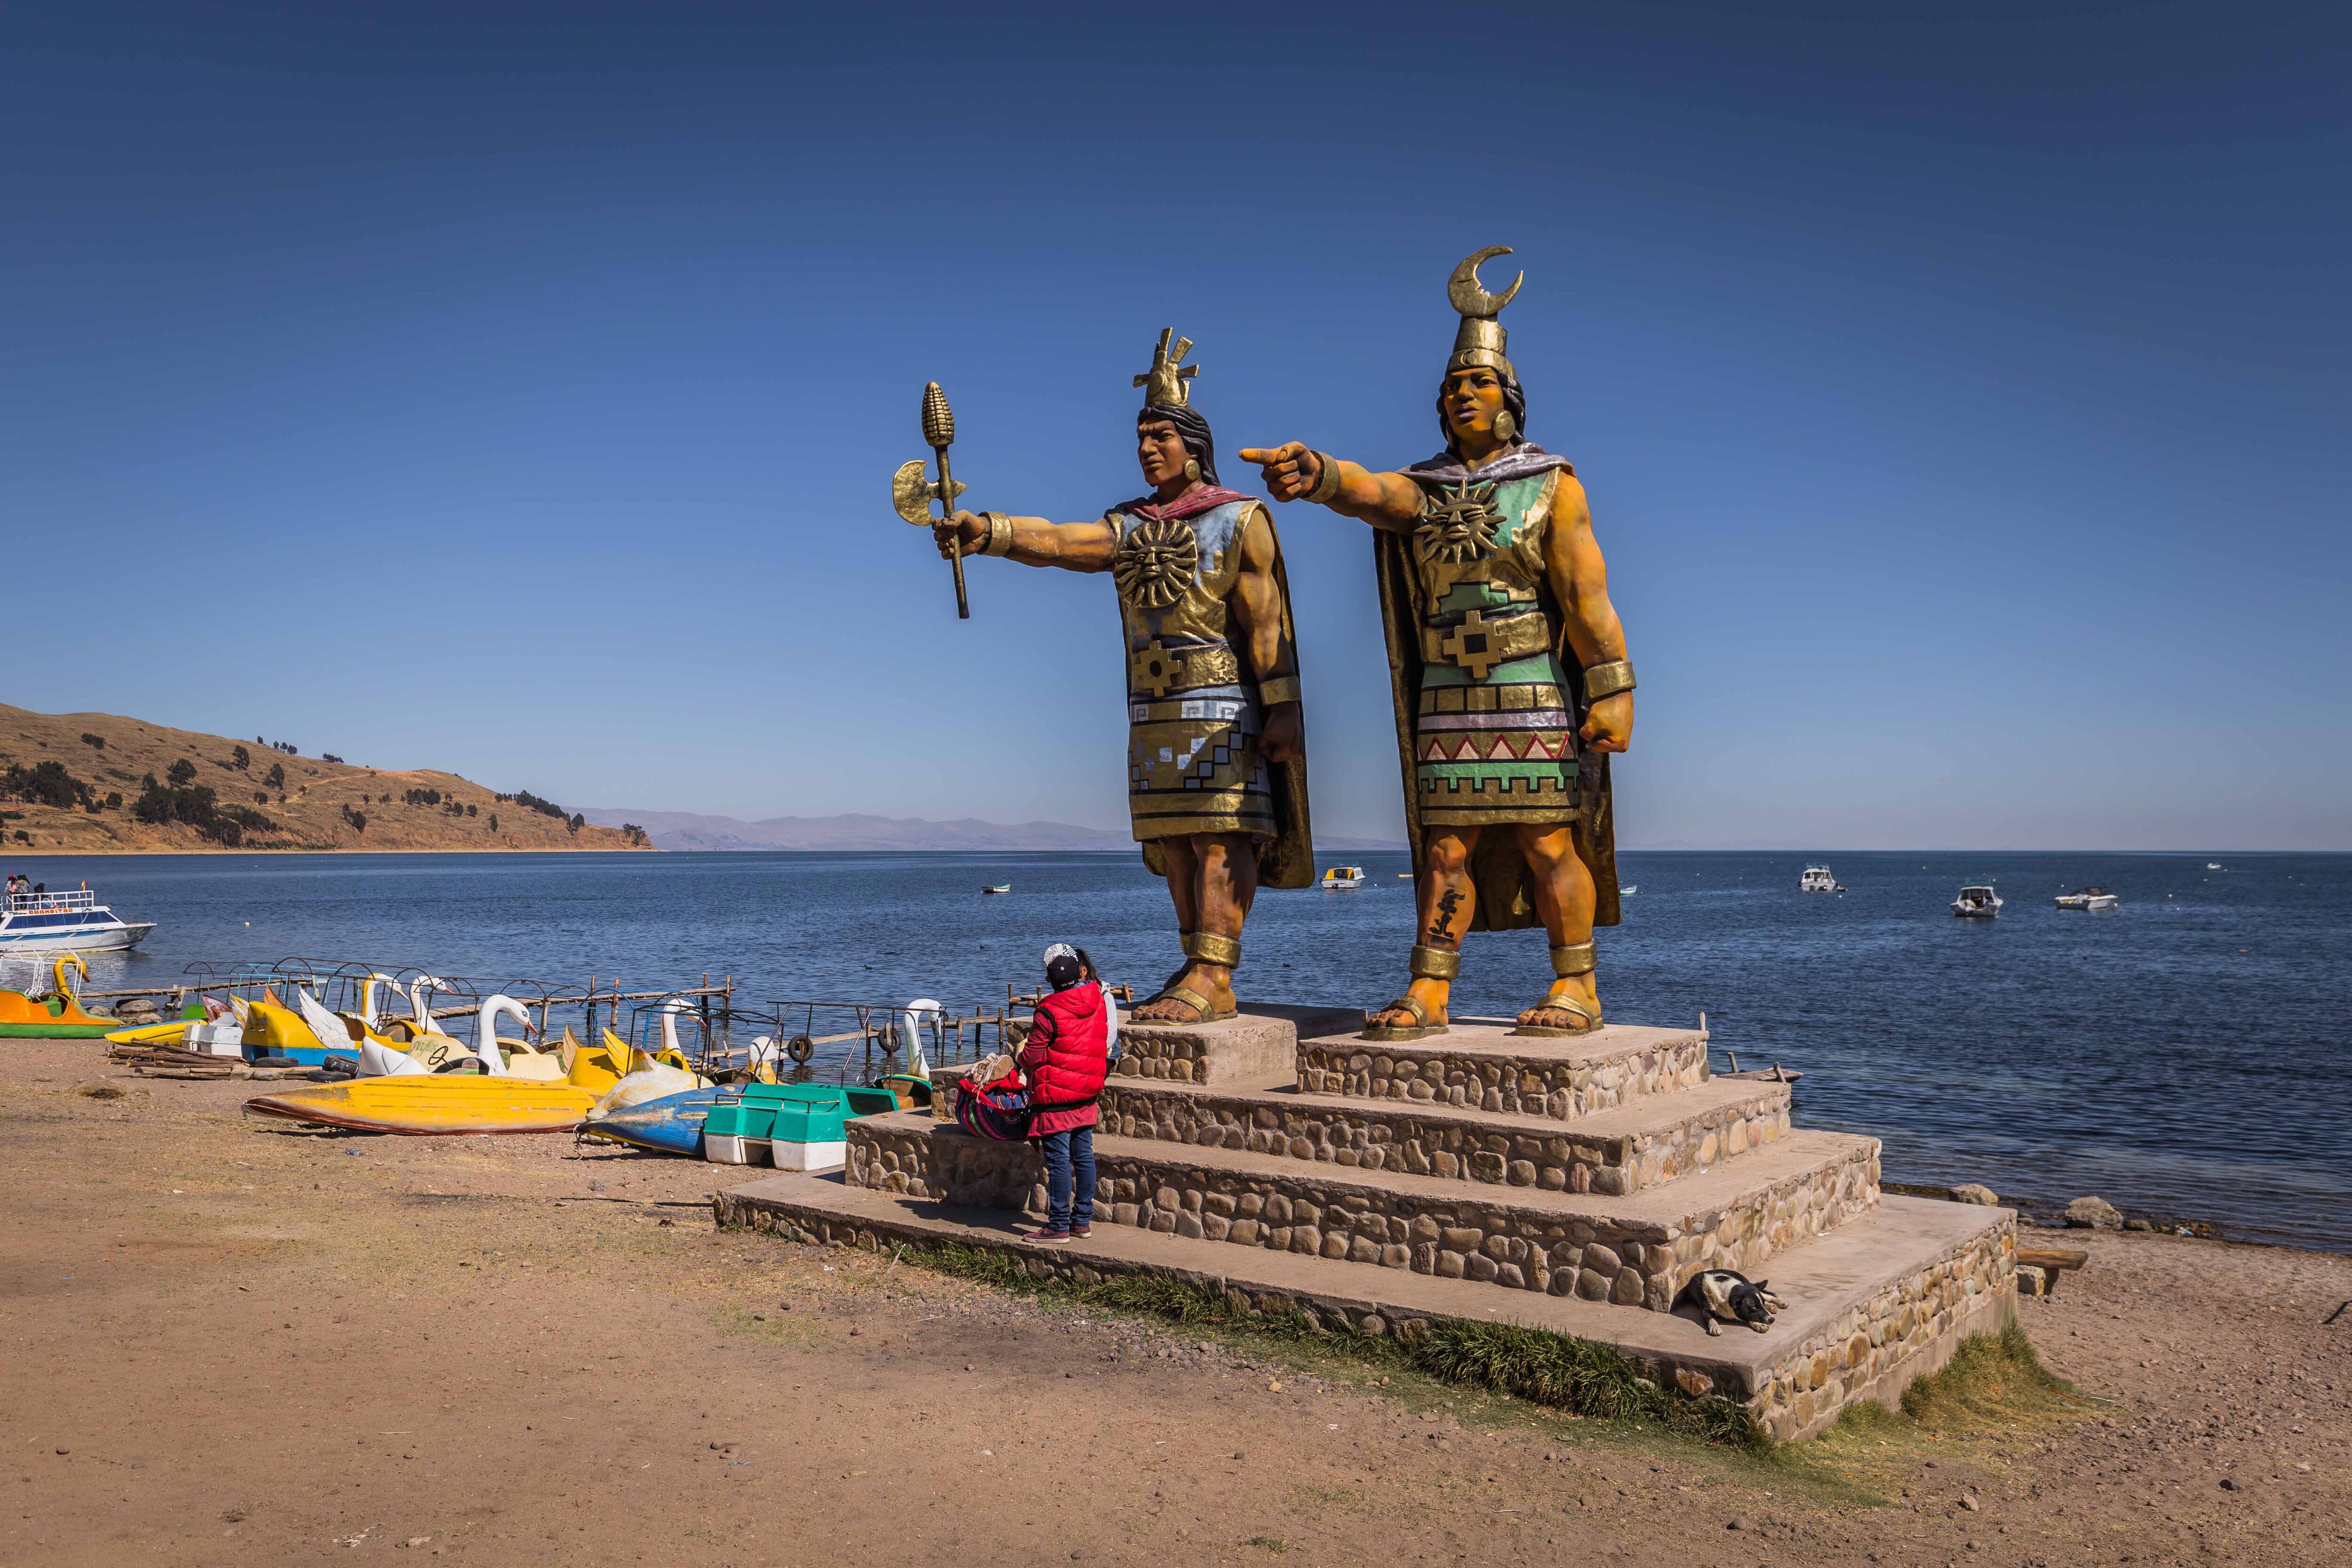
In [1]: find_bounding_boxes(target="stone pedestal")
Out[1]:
[722,1005,2016,1441]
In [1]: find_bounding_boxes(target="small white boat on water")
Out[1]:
[1319,866,1365,890]
[0,888,155,953]
[2055,887,2119,911]
[1951,883,2002,918]
[980,883,1011,895]
[1800,865,1843,893]
[2206,862,2223,871]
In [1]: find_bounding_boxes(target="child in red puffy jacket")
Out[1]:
[1017,944,1112,1241]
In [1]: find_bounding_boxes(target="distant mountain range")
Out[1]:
[578,807,1400,854]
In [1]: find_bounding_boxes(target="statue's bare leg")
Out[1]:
[1365,827,1479,1039]
[1510,822,1601,1035]
[1133,832,1256,1024]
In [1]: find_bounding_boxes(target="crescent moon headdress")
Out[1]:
[1445,246,1523,379]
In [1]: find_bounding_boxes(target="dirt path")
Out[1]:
[2,1039,2346,1566]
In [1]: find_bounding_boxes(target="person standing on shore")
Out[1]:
[1017,944,1111,1242]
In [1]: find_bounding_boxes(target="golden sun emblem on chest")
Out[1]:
[1113,517,1200,610]
[1414,482,1504,566]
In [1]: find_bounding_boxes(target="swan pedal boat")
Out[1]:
[0,956,124,1037]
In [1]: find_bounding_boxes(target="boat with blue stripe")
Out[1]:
[0,888,154,953]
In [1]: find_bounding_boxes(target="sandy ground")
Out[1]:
[1,1038,2346,1568]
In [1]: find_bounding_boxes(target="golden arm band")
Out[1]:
[1305,452,1343,505]
[1550,940,1597,977]
[1581,659,1635,701]
[1257,675,1301,707]
[1184,931,1242,968]
[1408,944,1462,980]
[980,512,1015,557]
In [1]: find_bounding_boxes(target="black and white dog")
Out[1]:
[1675,1270,1788,1336]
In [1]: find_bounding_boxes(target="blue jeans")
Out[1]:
[1038,1126,1096,1232]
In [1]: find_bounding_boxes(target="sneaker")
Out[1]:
[1023,1227,1072,1243]
[1069,1224,1093,1238]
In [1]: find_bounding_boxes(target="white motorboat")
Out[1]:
[1319,866,1365,890]
[2206,862,2223,871]
[2055,887,2119,911]
[1800,865,1843,893]
[0,888,155,953]
[1951,883,2002,918]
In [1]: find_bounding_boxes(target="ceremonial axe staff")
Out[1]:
[891,382,971,619]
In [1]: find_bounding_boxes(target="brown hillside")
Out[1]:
[0,704,651,854]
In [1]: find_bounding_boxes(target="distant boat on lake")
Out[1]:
[2056,887,2118,911]
[1319,866,1365,890]
[1800,865,1844,893]
[1951,883,2002,918]
[981,883,1011,895]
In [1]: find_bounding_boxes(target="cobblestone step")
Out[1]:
[1293,1019,1713,1121]
[1097,1071,1792,1197]
[718,1174,2016,1443]
[845,1114,1878,1313]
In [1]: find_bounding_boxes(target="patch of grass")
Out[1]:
[901,1241,1772,1452]
[1797,1324,2092,1488]
[1899,1323,2085,1432]
[1241,1536,1288,1552]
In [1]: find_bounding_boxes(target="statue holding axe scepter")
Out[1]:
[922,330,1315,1024]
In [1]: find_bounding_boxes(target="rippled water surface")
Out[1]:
[12,848,2348,1250]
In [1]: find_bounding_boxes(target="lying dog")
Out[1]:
[1675,1270,1788,1336]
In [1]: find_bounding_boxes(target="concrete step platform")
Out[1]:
[715,1175,2015,1443]
[846,1114,1879,1312]
[1295,1020,1713,1122]
[1109,1003,1365,1087]
[1097,1070,1793,1197]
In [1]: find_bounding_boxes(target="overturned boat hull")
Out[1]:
[580,1087,721,1156]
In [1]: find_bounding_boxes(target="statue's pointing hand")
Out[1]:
[934,509,988,561]
[1239,444,1323,503]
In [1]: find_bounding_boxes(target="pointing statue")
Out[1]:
[1242,248,1632,1042]
[929,332,1313,1024]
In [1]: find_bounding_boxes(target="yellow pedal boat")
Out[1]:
[244,1027,629,1135]
[0,955,122,1038]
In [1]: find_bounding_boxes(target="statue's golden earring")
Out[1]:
[1494,409,1519,443]
[1183,457,1201,483]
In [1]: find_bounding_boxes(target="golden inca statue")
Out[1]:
[923,331,1313,1025]
[1243,249,1633,1042]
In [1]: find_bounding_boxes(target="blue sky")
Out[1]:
[4,3,2344,848]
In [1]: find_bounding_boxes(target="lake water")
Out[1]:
[11,848,2348,1252]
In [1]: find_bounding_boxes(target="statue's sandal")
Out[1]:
[1510,940,1602,1038]
[1136,933,1241,1025]
[1364,944,1458,1042]
[1135,984,1235,1026]
[1361,990,1447,1043]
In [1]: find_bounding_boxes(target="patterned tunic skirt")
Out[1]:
[1128,651,1275,844]
[1414,647,1578,829]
